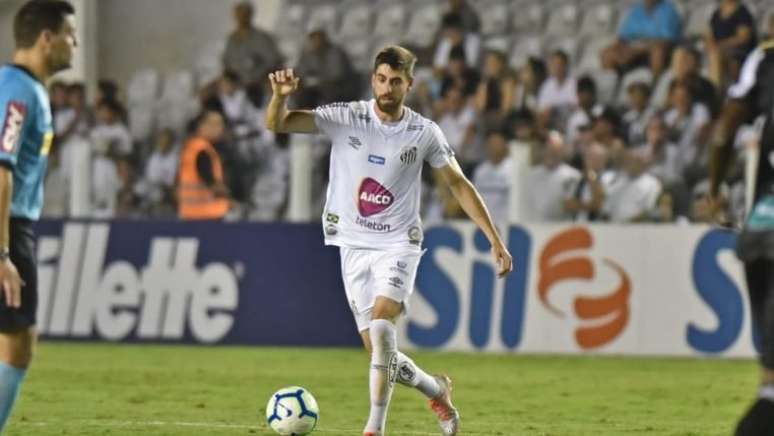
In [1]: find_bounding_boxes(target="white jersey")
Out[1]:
[314,99,454,250]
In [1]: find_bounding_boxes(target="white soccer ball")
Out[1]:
[266,386,319,435]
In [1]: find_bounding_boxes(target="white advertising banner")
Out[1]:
[400,223,756,358]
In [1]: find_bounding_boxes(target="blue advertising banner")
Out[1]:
[35,220,362,347]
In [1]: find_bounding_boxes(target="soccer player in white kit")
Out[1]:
[266,46,513,436]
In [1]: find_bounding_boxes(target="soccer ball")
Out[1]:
[266,386,319,435]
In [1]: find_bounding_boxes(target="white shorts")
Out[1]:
[339,247,424,332]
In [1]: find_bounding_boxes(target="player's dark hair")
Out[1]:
[14,0,75,49]
[441,12,464,30]
[551,50,569,65]
[374,46,417,80]
[577,75,597,95]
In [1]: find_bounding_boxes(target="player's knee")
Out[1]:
[371,297,401,321]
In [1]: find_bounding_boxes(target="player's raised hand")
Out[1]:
[491,241,513,278]
[268,68,300,97]
[0,259,23,309]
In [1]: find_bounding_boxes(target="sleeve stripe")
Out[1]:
[728,48,764,100]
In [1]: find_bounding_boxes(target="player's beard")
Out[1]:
[376,94,402,115]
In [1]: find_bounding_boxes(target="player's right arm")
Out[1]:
[265,68,318,134]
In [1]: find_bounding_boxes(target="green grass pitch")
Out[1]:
[7,342,758,435]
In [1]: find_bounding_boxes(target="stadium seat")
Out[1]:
[275,3,307,38]
[760,6,774,37]
[545,2,579,36]
[128,103,155,142]
[479,0,510,36]
[161,71,194,102]
[373,2,407,37]
[684,2,715,39]
[579,2,617,36]
[337,3,373,39]
[576,35,615,73]
[509,34,544,69]
[588,69,619,105]
[340,37,373,72]
[194,40,226,88]
[547,36,580,65]
[404,2,443,49]
[306,3,339,35]
[127,68,160,106]
[278,38,304,67]
[511,2,546,33]
[483,35,511,53]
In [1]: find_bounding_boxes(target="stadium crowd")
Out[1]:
[41,0,774,224]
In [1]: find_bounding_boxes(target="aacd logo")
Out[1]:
[538,227,631,349]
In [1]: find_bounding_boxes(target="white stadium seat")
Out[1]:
[127,68,160,106]
[373,2,407,37]
[275,4,307,38]
[479,1,510,36]
[404,2,443,48]
[545,2,580,36]
[338,4,373,39]
[579,2,617,36]
[684,2,716,39]
[511,3,546,33]
[509,34,544,69]
[306,4,339,35]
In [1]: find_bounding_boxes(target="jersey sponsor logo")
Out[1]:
[347,136,362,150]
[357,113,372,123]
[358,177,394,216]
[1,101,26,153]
[37,223,240,343]
[356,216,391,232]
[368,154,386,165]
[400,146,417,165]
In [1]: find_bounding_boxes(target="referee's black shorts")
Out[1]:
[0,218,37,332]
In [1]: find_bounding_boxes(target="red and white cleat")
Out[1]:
[428,374,460,436]
[363,432,382,436]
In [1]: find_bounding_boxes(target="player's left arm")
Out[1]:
[435,158,513,278]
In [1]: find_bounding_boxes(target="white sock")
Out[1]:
[759,384,774,402]
[395,352,442,399]
[365,319,397,434]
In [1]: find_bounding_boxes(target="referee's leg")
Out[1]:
[736,257,774,436]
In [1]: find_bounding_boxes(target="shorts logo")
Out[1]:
[388,276,404,288]
[1,101,26,153]
[368,154,386,165]
[397,261,407,269]
[358,178,394,217]
[400,146,417,165]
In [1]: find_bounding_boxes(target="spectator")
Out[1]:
[565,76,602,151]
[177,110,231,220]
[564,142,614,222]
[622,81,656,146]
[433,12,481,73]
[652,45,718,114]
[537,50,577,132]
[513,57,547,113]
[55,82,91,143]
[49,81,68,113]
[294,29,359,108]
[436,85,477,171]
[604,148,662,222]
[474,50,516,122]
[440,46,480,97]
[689,179,728,223]
[663,81,711,181]
[637,115,681,187]
[508,109,541,165]
[96,79,119,106]
[217,69,252,125]
[222,1,282,85]
[602,0,682,77]
[706,0,757,86]
[472,130,512,225]
[90,99,133,159]
[591,106,626,168]
[447,0,481,34]
[138,129,179,217]
[524,132,581,221]
[115,158,142,219]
